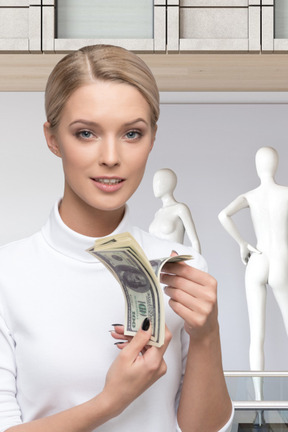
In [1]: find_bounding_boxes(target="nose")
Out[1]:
[98,137,120,167]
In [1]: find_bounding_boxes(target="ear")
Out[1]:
[43,121,61,158]
[150,124,157,152]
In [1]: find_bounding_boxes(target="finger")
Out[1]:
[161,273,202,297]
[112,324,125,334]
[168,298,207,328]
[123,318,153,361]
[162,263,213,287]
[161,273,217,305]
[161,260,187,277]
[110,330,132,341]
[142,325,172,362]
[114,341,129,350]
[164,287,217,315]
[248,244,262,254]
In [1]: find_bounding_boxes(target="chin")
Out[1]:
[87,200,126,213]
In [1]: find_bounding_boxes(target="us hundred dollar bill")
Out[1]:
[87,232,192,347]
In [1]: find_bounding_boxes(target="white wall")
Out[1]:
[1,92,288,371]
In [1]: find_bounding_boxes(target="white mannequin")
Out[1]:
[218,147,288,403]
[149,168,201,253]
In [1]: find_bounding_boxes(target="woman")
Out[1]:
[0,45,233,432]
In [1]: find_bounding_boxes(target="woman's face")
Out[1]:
[44,80,156,215]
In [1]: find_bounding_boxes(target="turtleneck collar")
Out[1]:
[41,200,132,263]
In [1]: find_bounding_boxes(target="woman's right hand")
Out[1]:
[5,323,171,432]
[102,320,172,417]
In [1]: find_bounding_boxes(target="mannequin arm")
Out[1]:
[179,205,201,253]
[218,195,259,265]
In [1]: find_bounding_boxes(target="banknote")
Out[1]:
[87,232,193,347]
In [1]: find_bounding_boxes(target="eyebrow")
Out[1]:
[69,118,149,128]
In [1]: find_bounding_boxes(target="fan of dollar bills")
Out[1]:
[87,232,192,347]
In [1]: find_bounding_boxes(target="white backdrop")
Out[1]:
[1,91,288,371]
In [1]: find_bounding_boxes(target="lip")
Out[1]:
[91,176,126,193]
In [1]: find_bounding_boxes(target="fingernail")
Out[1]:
[114,341,125,345]
[172,250,178,255]
[111,323,123,326]
[142,317,150,331]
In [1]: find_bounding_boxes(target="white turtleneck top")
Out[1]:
[0,202,233,432]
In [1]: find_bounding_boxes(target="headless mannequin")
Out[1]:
[149,168,201,253]
[218,147,288,403]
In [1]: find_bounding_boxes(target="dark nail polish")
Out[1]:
[111,323,123,327]
[114,341,125,345]
[142,317,150,331]
[172,250,178,255]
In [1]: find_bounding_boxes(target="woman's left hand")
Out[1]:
[160,252,219,340]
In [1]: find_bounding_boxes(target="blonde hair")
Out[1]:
[45,44,159,130]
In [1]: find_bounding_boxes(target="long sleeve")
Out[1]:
[0,204,233,432]
[0,312,22,431]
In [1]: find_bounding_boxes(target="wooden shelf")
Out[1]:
[1,53,288,92]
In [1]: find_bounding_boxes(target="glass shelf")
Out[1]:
[232,411,288,432]
[225,372,288,431]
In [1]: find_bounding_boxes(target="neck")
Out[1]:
[259,175,275,186]
[59,197,125,238]
[161,193,176,207]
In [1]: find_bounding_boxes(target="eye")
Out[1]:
[77,130,93,140]
[125,130,142,140]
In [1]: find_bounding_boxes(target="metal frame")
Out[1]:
[262,0,288,52]
[167,0,261,52]
[0,1,41,52]
[225,371,288,410]
[42,0,166,53]
[0,1,287,54]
